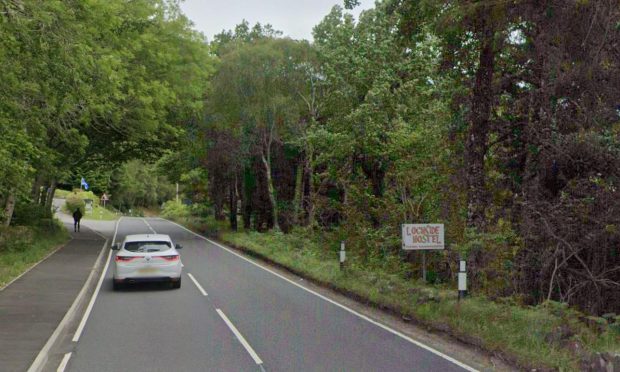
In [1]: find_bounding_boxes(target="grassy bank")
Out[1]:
[0,222,69,288]
[168,214,619,371]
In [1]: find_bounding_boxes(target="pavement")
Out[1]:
[0,219,106,372]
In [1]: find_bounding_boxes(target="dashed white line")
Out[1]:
[57,352,72,372]
[187,273,208,296]
[161,218,478,372]
[72,249,112,342]
[216,309,263,366]
[142,218,156,234]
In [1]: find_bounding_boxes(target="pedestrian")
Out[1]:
[73,208,83,232]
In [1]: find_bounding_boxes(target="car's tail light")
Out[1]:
[115,256,143,262]
[160,255,180,262]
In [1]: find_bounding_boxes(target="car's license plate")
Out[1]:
[138,267,158,274]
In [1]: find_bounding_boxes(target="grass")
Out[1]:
[56,190,119,221]
[0,223,69,288]
[168,215,619,371]
[81,205,118,221]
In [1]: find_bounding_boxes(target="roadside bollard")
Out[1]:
[339,241,346,271]
[458,257,467,301]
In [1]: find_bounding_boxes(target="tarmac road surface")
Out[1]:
[62,217,474,372]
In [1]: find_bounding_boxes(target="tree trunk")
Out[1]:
[229,178,237,231]
[44,179,58,216]
[31,174,44,204]
[261,151,279,231]
[301,155,314,226]
[242,168,253,229]
[214,188,225,220]
[465,21,495,232]
[3,192,15,227]
[292,158,303,225]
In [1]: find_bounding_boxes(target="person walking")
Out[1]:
[73,208,83,232]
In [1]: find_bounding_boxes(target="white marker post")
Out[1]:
[458,257,467,300]
[339,241,346,271]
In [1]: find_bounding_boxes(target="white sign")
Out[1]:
[402,224,445,250]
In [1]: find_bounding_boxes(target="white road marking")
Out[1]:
[161,218,478,372]
[57,352,72,372]
[187,273,208,296]
[216,309,263,365]
[112,217,122,245]
[142,218,156,234]
[72,249,112,342]
[27,240,108,372]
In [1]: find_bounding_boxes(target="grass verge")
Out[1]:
[170,215,619,371]
[0,222,70,288]
[81,205,118,221]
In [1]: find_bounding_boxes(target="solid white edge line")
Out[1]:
[161,218,478,372]
[216,309,263,365]
[57,352,71,372]
[187,273,208,296]
[72,249,112,342]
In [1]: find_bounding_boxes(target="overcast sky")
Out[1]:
[179,0,376,42]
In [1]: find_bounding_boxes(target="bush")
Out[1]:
[0,226,34,253]
[65,194,86,215]
[160,200,190,219]
[11,203,52,226]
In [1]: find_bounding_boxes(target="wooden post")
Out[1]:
[422,250,427,282]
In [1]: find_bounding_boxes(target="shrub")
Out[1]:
[11,203,52,226]
[161,200,190,219]
[65,194,86,215]
[0,226,34,253]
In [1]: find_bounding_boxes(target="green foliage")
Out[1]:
[65,195,86,215]
[11,203,53,227]
[160,200,190,219]
[0,222,69,287]
[109,160,175,211]
[0,0,214,225]
[0,226,34,254]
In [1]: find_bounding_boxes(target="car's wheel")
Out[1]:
[113,280,123,291]
[171,277,181,289]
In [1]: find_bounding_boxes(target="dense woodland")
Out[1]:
[1,0,619,316]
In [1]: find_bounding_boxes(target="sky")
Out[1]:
[179,0,376,42]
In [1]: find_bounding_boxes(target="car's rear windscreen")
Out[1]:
[124,241,171,252]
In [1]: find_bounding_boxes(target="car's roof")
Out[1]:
[123,234,172,243]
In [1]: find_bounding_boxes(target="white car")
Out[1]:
[112,234,183,290]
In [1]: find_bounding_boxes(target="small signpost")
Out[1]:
[402,224,445,282]
[101,193,110,208]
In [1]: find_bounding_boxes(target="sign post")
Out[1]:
[101,193,109,208]
[402,224,445,282]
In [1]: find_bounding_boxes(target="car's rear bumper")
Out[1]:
[113,276,180,284]
[113,261,182,281]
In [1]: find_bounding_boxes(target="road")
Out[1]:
[64,217,474,372]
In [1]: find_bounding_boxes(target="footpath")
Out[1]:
[0,218,107,372]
